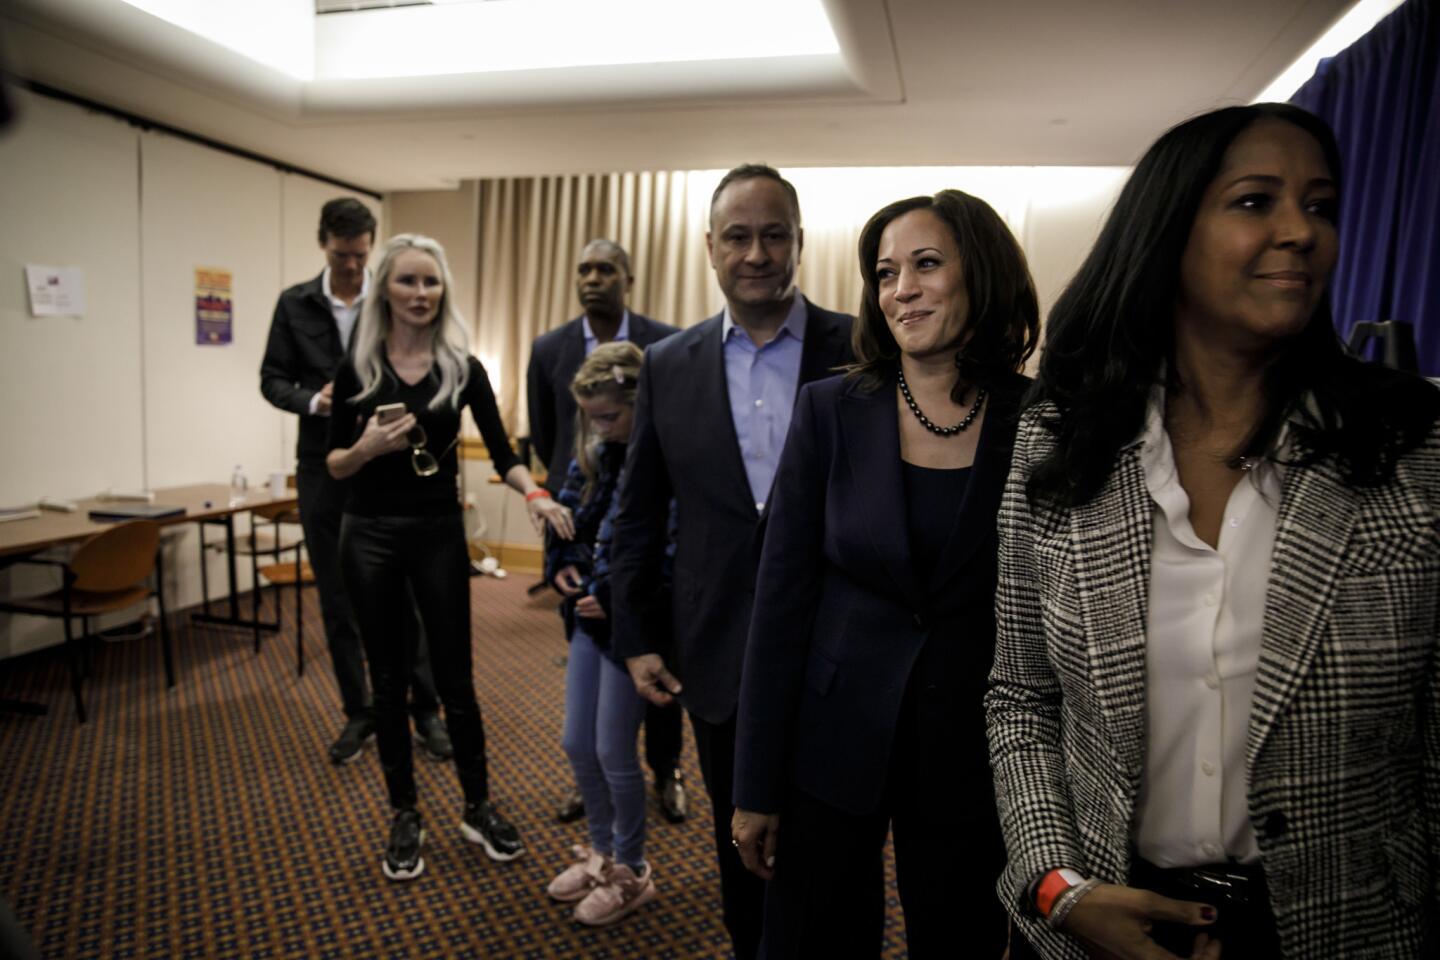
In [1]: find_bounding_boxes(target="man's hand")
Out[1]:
[314,381,334,416]
[626,654,682,707]
[575,595,606,619]
[731,809,780,880]
[1062,883,1219,960]
[553,565,584,596]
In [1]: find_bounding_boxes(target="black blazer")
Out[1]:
[610,299,854,724]
[527,312,679,492]
[733,370,1029,816]
[259,272,349,463]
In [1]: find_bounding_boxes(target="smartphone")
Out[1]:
[375,402,407,425]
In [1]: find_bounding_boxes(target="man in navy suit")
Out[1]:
[525,239,688,825]
[611,165,854,960]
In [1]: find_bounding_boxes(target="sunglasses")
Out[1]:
[405,424,460,477]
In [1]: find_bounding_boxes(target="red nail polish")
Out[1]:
[1200,906,1217,921]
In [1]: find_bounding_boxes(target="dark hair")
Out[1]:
[847,190,1039,400]
[580,238,632,277]
[318,198,376,245]
[1027,102,1438,506]
[709,163,801,228]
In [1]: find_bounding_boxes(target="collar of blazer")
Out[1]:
[685,297,853,517]
[1068,433,1361,793]
[840,371,1026,612]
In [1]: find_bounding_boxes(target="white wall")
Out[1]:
[0,90,383,657]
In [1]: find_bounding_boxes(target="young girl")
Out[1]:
[544,341,657,925]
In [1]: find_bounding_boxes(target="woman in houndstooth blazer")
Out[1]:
[987,103,1440,960]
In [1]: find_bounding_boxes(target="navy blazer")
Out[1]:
[527,312,678,492]
[610,299,854,724]
[259,272,350,463]
[733,370,1029,816]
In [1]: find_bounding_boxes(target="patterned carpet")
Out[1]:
[0,575,910,959]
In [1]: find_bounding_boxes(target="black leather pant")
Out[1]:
[339,512,488,809]
[296,460,438,722]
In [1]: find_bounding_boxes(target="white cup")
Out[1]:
[269,471,288,499]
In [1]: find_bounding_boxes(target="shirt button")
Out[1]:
[754,398,764,408]
[1203,594,1217,606]
[1201,760,1215,776]
[1202,842,1221,859]
[1228,517,1240,528]
[1205,673,1220,689]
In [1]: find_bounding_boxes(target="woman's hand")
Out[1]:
[358,412,416,460]
[553,565,584,596]
[1061,884,1219,960]
[730,808,780,881]
[328,412,416,480]
[575,595,606,619]
[529,496,575,540]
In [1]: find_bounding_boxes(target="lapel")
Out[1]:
[929,375,1024,591]
[558,317,587,380]
[690,314,755,512]
[1072,445,1153,792]
[840,381,924,609]
[1245,458,1359,770]
[797,299,845,389]
[301,274,344,354]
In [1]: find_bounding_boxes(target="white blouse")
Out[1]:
[1132,394,1281,868]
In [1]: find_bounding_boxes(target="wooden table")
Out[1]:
[0,484,299,716]
[0,482,299,626]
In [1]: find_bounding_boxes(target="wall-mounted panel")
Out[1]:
[0,91,145,504]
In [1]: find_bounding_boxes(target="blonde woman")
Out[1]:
[326,234,573,882]
[543,341,660,925]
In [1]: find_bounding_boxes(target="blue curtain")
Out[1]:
[1291,0,1440,376]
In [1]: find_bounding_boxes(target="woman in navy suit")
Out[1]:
[731,189,1040,957]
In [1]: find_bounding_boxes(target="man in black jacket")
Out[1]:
[611,166,854,960]
[526,239,688,824]
[259,198,450,765]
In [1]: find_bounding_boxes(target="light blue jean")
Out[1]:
[561,623,649,869]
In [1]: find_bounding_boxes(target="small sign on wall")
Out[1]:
[24,264,86,317]
[195,267,233,345]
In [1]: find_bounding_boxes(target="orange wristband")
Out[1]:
[525,489,551,502]
[1035,868,1084,917]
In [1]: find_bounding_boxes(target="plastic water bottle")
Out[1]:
[229,464,248,506]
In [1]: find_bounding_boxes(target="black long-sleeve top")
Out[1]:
[328,353,521,517]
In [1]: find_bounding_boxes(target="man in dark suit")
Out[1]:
[610,165,854,960]
[525,239,688,824]
[259,198,449,765]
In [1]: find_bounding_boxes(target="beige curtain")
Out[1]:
[472,170,867,435]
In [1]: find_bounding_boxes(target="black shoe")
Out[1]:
[657,771,687,824]
[555,787,586,824]
[461,800,524,862]
[383,808,425,881]
[329,715,375,765]
[412,713,454,762]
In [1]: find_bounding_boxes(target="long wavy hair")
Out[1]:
[350,234,471,411]
[1027,102,1438,507]
[846,189,1039,400]
[570,340,644,502]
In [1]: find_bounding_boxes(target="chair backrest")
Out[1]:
[70,520,161,593]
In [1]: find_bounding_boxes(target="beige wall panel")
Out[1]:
[0,91,145,504]
[139,132,285,611]
[0,92,146,656]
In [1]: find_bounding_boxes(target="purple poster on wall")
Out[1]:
[195,267,232,345]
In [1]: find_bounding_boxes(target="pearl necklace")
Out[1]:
[897,368,986,436]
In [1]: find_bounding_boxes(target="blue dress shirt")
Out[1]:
[722,296,808,512]
[582,310,631,357]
